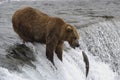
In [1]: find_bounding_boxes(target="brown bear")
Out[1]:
[12,7,80,64]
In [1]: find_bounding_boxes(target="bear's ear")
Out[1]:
[66,26,73,32]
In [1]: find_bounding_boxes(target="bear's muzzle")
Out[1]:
[74,40,80,47]
[70,40,80,49]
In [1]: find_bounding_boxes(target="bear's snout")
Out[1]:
[76,43,80,47]
[70,40,79,49]
[74,40,79,47]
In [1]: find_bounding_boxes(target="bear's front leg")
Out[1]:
[55,41,63,61]
[46,39,58,65]
[46,45,54,65]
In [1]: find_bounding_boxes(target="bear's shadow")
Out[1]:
[6,43,36,69]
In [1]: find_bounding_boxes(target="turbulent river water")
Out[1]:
[0,0,120,80]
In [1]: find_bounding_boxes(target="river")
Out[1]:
[0,0,120,80]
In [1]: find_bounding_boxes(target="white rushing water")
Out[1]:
[0,42,117,80]
[0,20,119,80]
[79,20,120,74]
[0,0,120,80]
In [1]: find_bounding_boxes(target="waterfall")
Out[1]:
[0,0,120,80]
[0,20,119,80]
[79,20,120,75]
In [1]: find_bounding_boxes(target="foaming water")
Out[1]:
[0,42,117,80]
[0,0,120,80]
[79,20,120,74]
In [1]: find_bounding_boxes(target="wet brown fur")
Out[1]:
[12,7,79,64]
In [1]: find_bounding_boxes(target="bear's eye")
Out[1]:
[72,37,77,39]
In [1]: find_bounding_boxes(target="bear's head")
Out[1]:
[64,24,80,49]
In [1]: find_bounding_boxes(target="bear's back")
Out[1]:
[12,7,50,42]
[12,7,49,24]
